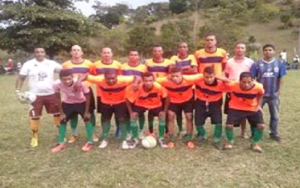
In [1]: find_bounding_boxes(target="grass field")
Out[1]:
[0,72,300,188]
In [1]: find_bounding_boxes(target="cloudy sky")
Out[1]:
[75,0,168,16]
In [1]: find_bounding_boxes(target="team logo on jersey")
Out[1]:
[38,72,48,81]
[262,72,274,77]
[274,67,279,73]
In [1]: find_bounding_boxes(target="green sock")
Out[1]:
[176,113,183,132]
[253,128,264,144]
[158,118,165,139]
[70,116,78,135]
[138,114,145,131]
[225,128,234,144]
[130,119,139,139]
[85,122,93,144]
[196,126,206,139]
[186,133,193,141]
[213,124,222,143]
[58,124,67,143]
[149,119,154,133]
[120,123,127,141]
[126,117,130,133]
[90,112,96,128]
[251,127,256,138]
[101,120,111,140]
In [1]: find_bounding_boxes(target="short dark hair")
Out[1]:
[234,41,246,47]
[203,66,215,74]
[142,72,154,79]
[205,34,216,39]
[263,44,275,51]
[128,49,139,54]
[153,44,164,50]
[33,47,45,51]
[170,66,182,74]
[59,69,73,78]
[239,72,253,81]
[104,70,117,77]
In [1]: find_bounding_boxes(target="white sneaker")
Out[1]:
[126,132,132,141]
[121,141,130,149]
[129,139,139,149]
[158,138,168,148]
[98,140,108,149]
[178,131,187,139]
[138,131,145,140]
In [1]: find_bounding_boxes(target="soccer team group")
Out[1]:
[15,34,286,153]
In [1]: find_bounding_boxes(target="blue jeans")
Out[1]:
[262,96,280,137]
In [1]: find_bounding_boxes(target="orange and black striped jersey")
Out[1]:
[145,59,173,78]
[170,54,198,75]
[194,78,227,102]
[62,59,93,86]
[92,60,122,75]
[126,82,167,109]
[87,75,134,105]
[121,63,147,77]
[194,48,227,76]
[226,81,264,112]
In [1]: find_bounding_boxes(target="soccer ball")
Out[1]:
[141,136,157,149]
[18,91,37,104]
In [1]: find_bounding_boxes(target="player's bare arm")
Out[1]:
[55,92,66,121]
[15,75,26,91]
[83,92,91,121]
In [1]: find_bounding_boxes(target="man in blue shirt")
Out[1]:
[250,44,286,142]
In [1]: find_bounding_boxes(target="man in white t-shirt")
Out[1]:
[15,47,62,147]
[224,42,254,138]
[280,49,287,62]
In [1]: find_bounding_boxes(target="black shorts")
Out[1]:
[62,102,87,123]
[132,104,163,117]
[224,93,231,114]
[226,109,264,126]
[88,87,96,113]
[99,101,128,121]
[169,97,194,114]
[194,99,222,126]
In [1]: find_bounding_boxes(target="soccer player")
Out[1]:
[92,47,122,137]
[156,67,195,148]
[81,71,137,149]
[170,42,198,138]
[62,45,97,143]
[126,72,170,148]
[51,70,94,153]
[15,47,62,147]
[224,72,265,152]
[145,45,173,135]
[194,34,227,76]
[121,50,147,139]
[224,42,254,138]
[250,44,287,142]
[194,66,227,150]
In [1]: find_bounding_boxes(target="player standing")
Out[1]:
[224,72,265,152]
[126,72,170,148]
[51,70,94,153]
[194,34,227,76]
[224,42,254,138]
[250,44,287,142]
[62,45,98,143]
[16,47,62,147]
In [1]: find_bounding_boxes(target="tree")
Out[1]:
[0,0,102,59]
[126,26,156,57]
[169,0,188,14]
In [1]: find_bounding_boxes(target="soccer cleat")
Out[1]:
[178,131,187,139]
[196,136,207,146]
[251,144,263,153]
[30,137,38,147]
[241,133,249,139]
[121,141,130,149]
[213,142,222,150]
[51,144,66,153]
[93,134,99,142]
[99,140,108,149]
[82,142,93,152]
[68,135,78,144]
[167,141,175,148]
[129,139,139,149]
[158,138,168,148]
[223,142,233,150]
[187,141,195,149]
[270,135,281,143]
[138,131,145,140]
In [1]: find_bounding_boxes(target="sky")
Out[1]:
[75,0,168,16]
